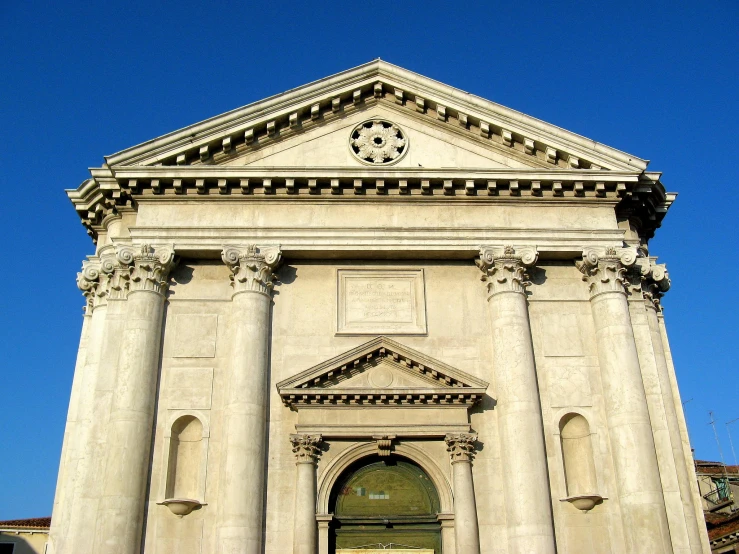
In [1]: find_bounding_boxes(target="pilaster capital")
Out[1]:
[576,246,637,298]
[115,244,176,296]
[476,245,538,297]
[290,434,322,464]
[445,432,477,463]
[77,256,112,313]
[632,256,671,310]
[221,244,282,296]
[76,245,132,311]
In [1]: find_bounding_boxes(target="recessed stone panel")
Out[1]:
[548,365,593,407]
[540,314,584,357]
[166,367,214,410]
[172,314,218,358]
[336,269,427,335]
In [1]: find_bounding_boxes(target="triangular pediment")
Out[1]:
[276,336,488,408]
[220,105,541,170]
[102,60,648,173]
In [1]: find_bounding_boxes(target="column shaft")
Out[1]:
[452,461,480,553]
[477,246,556,554]
[579,248,671,553]
[48,311,92,554]
[446,433,480,554]
[93,245,175,554]
[629,294,690,553]
[658,310,712,553]
[217,245,281,554]
[646,301,703,552]
[291,435,321,554]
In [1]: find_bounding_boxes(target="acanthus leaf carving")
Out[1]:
[476,245,538,297]
[122,244,177,295]
[290,434,322,464]
[221,244,282,296]
[576,246,637,298]
[445,432,477,463]
[76,246,124,312]
[629,255,671,309]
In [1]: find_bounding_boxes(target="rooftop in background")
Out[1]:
[0,517,51,529]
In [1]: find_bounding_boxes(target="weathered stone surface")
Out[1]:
[50,61,707,554]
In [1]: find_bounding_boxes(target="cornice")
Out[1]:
[277,336,488,409]
[67,165,672,244]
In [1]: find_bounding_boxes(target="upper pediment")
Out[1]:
[103,60,647,173]
[276,336,489,409]
[68,60,673,244]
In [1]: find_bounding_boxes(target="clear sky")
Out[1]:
[1,0,737,520]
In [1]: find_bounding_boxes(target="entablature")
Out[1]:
[67,166,672,243]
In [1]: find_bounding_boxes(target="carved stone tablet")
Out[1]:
[337,269,427,335]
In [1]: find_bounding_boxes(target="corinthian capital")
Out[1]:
[290,434,322,464]
[115,244,176,296]
[77,246,127,311]
[445,433,477,463]
[632,256,671,309]
[222,244,282,296]
[476,245,538,297]
[77,257,111,313]
[576,246,637,298]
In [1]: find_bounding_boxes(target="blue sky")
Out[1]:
[1,0,737,519]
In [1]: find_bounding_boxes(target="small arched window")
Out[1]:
[560,413,598,498]
[166,415,203,500]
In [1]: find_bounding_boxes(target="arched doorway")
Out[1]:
[329,455,441,552]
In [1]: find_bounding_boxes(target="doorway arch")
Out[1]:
[328,454,442,552]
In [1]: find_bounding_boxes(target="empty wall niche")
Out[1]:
[161,414,208,516]
[560,413,602,511]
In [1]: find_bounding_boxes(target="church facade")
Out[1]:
[51,61,709,553]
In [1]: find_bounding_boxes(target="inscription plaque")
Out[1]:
[337,269,427,335]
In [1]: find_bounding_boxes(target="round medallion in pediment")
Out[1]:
[349,119,408,165]
[368,365,395,388]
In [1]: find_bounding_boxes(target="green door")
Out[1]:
[330,456,442,552]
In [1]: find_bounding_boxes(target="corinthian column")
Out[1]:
[290,434,321,554]
[445,433,480,554]
[49,253,113,554]
[577,247,671,552]
[476,246,555,554]
[642,263,705,553]
[217,244,281,554]
[95,244,176,554]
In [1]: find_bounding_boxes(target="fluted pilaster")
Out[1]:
[639,260,704,552]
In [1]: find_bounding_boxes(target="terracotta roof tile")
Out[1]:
[0,517,51,529]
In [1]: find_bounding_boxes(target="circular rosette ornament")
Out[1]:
[350,120,408,165]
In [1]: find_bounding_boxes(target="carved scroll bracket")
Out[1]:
[372,435,397,457]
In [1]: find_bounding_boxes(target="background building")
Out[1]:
[0,518,50,554]
[50,61,709,553]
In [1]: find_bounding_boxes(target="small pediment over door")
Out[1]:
[276,337,489,438]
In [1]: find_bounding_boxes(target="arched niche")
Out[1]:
[559,413,602,511]
[158,411,210,516]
